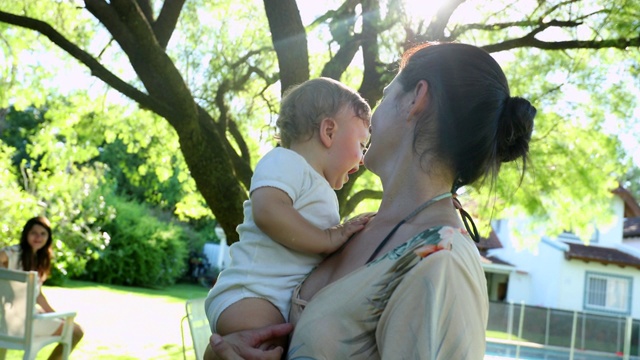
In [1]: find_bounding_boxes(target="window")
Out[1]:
[584,272,632,315]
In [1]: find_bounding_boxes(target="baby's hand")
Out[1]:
[324,215,371,253]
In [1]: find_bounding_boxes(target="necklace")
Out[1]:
[366,192,453,264]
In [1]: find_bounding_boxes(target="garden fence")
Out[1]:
[488,301,640,359]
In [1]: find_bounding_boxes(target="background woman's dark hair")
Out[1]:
[398,42,536,192]
[19,216,53,278]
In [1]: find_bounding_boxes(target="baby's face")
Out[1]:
[323,106,370,190]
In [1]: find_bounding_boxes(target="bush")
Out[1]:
[84,196,188,288]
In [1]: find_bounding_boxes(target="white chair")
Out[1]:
[181,297,211,360]
[0,268,77,360]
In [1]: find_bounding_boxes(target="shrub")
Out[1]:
[84,196,188,288]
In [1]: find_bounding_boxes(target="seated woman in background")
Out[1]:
[0,216,84,360]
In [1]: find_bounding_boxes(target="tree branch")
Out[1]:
[450,4,608,41]
[359,0,383,106]
[320,1,361,80]
[424,0,467,40]
[213,81,252,189]
[540,0,582,19]
[482,35,640,53]
[135,0,154,23]
[321,37,361,80]
[450,20,538,39]
[84,0,138,55]
[450,18,584,40]
[0,10,174,119]
[262,0,309,94]
[94,0,199,131]
[109,0,158,49]
[153,0,186,50]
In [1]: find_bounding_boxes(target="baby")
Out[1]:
[205,77,371,348]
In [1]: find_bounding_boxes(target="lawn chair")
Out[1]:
[0,268,77,360]
[181,297,211,360]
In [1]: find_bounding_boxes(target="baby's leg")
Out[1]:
[216,297,287,350]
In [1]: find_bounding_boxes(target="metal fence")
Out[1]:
[487,301,640,359]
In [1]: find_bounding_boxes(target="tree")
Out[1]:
[1,0,638,243]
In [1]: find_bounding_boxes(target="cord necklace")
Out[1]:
[366,192,453,264]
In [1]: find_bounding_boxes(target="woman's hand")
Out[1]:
[204,323,294,360]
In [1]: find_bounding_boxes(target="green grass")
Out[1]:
[3,280,210,360]
[485,330,528,342]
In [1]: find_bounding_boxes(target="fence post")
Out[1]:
[580,312,585,351]
[623,316,632,360]
[545,307,550,346]
[618,316,623,354]
[569,311,577,360]
[515,301,525,359]
[507,301,514,341]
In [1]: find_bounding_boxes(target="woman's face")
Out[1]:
[27,224,49,253]
[363,75,409,171]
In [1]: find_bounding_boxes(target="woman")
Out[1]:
[207,42,536,359]
[0,216,84,360]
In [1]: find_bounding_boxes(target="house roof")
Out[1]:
[612,185,640,218]
[476,230,513,267]
[564,242,640,270]
[476,230,503,251]
[480,253,513,266]
[624,217,640,238]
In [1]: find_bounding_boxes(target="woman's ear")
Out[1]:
[409,80,429,118]
[319,118,337,148]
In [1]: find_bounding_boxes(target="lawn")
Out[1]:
[3,280,210,360]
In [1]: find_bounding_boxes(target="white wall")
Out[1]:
[597,196,625,247]
[624,237,640,251]
[555,260,640,319]
[489,220,565,307]
[505,271,530,304]
[528,238,567,308]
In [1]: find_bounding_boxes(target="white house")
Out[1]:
[479,186,640,319]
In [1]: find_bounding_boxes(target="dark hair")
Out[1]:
[19,216,53,278]
[276,77,371,148]
[398,42,536,191]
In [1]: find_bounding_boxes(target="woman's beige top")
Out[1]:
[288,226,488,359]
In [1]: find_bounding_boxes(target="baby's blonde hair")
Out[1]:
[276,77,371,148]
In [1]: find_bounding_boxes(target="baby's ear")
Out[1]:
[319,118,337,148]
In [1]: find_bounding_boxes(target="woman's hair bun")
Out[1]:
[497,96,536,163]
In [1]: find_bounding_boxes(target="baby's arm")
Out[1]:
[251,187,368,254]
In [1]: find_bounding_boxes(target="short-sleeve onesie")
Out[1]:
[205,147,340,332]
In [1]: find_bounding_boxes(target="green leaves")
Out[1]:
[1,0,639,249]
[0,97,210,285]
[83,195,189,288]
